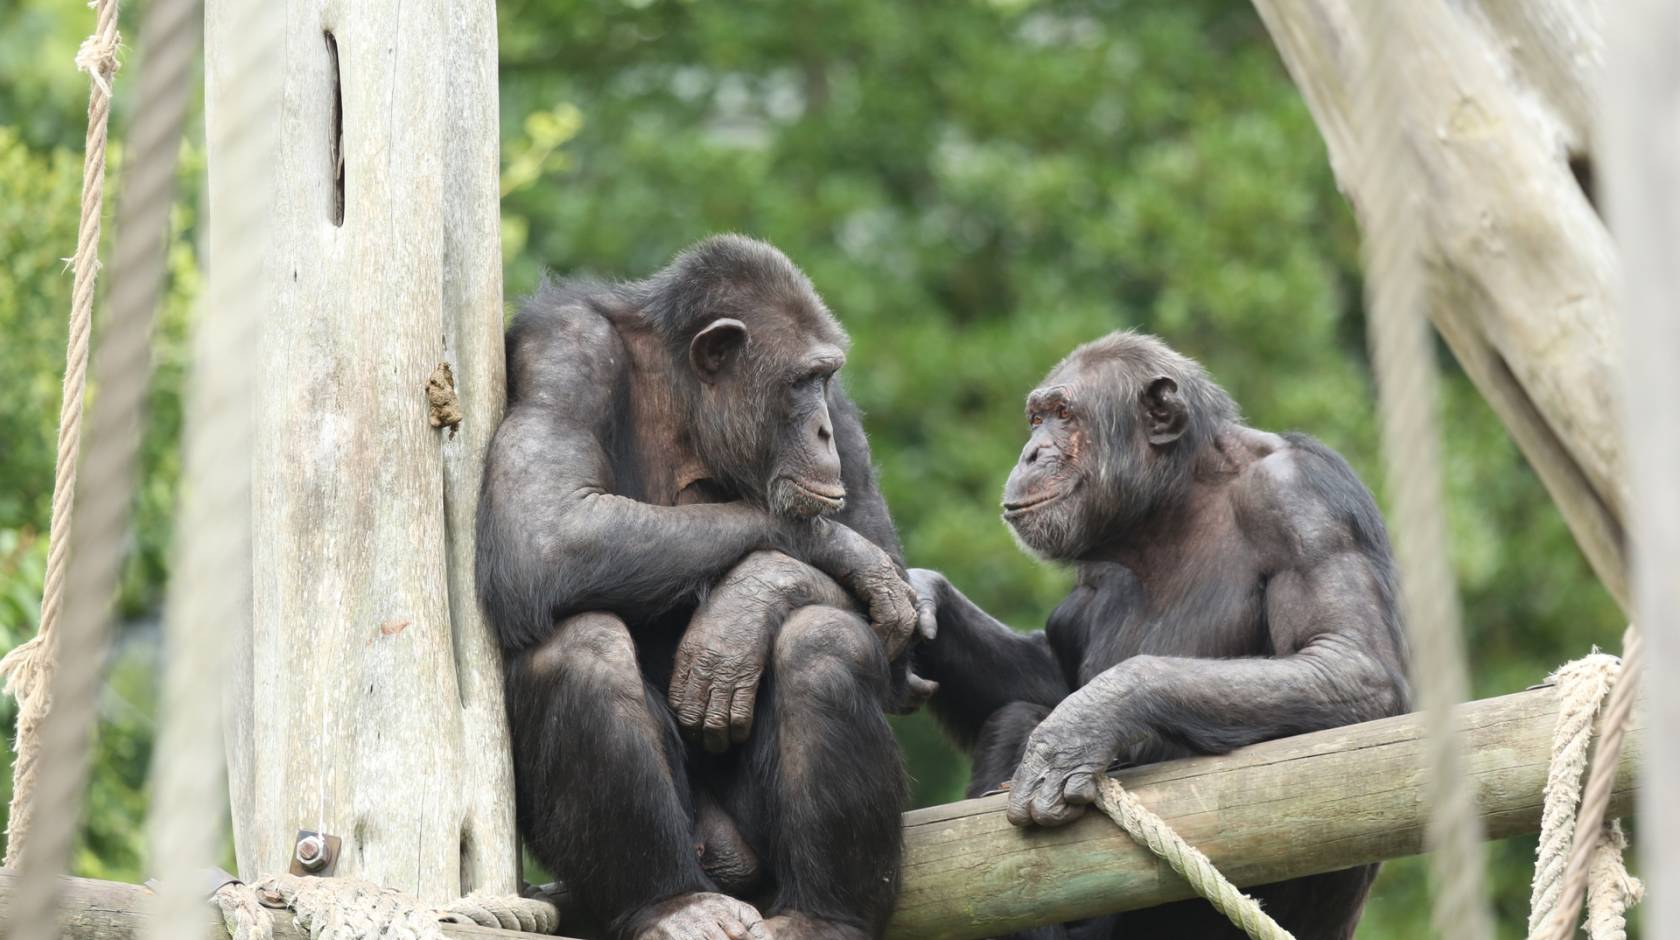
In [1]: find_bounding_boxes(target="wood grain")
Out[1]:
[889,687,1642,939]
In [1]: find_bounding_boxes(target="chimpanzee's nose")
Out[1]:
[1022,441,1044,465]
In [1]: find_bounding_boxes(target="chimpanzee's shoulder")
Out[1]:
[1235,432,1391,561]
[505,277,631,407]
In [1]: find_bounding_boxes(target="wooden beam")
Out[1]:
[1250,0,1630,609]
[888,686,1641,940]
[0,871,566,940]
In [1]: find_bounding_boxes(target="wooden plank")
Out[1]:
[1601,0,1680,932]
[888,687,1642,940]
[0,871,562,940]
[209,0,517,902]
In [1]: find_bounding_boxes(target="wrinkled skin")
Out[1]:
[675,552,934,754]
[629,893,771,940]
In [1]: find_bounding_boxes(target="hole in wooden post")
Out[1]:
[1568,151,1597,214]
[325,30,345,226]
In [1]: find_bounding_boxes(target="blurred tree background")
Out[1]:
[0,0,1629,935]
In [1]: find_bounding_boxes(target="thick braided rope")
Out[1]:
[1352,5,1495,937]
[4,0,189,929]
[213,877,562,939]
[1094,776,1292,940]
[0,0,121,869]
[1528,653,1621,933]
[1536,625,1644,940]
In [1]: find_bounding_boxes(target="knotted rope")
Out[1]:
[1532,627,1644,940]
[212,876,562,939]
[0,0,122,869]
[1093,776,1292,940]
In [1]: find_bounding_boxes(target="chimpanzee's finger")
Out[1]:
[702,682,733,753]
[728,680,757,744]
[1065,770,1099,807]
[675,669,709,732]
[1006,768,1041,827]
[668,648,696,715]
[915,593,938,642]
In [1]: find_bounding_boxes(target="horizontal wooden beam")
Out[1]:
[0,870,563,940]
[8,686,1641,939]
[889,686,1642,940]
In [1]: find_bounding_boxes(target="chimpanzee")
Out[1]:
[476,236,920,940]
[910,332,1410,940]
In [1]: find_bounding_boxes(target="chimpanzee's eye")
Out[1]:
[1057,405,1070,421]
[1029,413,1043,428]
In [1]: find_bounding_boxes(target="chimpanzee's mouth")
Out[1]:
[1002,484,1075,516]
[784,477,846,509]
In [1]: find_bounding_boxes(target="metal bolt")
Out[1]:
[295,833,327,872]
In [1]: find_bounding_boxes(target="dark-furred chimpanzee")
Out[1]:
[911,332,1410,940]
[477,236,921,940]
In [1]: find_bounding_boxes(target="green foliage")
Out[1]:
[0,0,1629,935]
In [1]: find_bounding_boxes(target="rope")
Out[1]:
[0,0,122,868]
[4,0,190,927]
[1528,654,1621,933]
[1534,625,1645,940]
[1093,776,1293,940]
[1353,4,1495,937]
[127,0,243,935]
[213,877,562,939]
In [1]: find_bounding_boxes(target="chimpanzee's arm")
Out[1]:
[909,570,1070,750]
[1005,453,1410,827]
[476,310,912,652]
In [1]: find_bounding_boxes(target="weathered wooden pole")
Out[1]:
[206,0,517,900]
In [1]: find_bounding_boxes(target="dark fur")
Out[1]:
[479,236,907,939]
[915,332,1410,940]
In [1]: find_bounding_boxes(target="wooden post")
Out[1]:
[1602,0,1680,932]
[1250,0,1630,609]
[206,0,517,901]
[887,687,1642,940]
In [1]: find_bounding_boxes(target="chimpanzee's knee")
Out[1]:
[772,605,886,701]
[508,612,651,739]
[969,701,1052,797]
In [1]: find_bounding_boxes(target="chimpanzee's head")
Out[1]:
[642,235,851,519]
[1002,331,1238,560]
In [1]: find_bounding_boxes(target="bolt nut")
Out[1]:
[294,834,327,872]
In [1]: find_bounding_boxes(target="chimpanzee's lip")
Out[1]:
[785,477,846,506]
[1002,484,1075,514]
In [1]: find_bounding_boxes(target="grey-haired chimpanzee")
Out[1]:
[477,236,921,940]
[910,332,1410,940]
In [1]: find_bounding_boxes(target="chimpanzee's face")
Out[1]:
[1002,377,1096,560]
[764,344,847,518]
[688,311,848,519]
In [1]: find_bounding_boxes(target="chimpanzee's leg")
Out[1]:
[507,612,765,940]
[716,605,906,940]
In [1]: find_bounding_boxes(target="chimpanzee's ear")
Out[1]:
[1143,376,1188,445]
[690,318,748,383]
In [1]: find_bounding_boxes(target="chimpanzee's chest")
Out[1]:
[1047,552,1270,689]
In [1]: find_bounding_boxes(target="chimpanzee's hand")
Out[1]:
[798,520,918,658]
[669,605,773,754]
[1006,675,1130,828]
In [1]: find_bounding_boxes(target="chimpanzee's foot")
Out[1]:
[629,892,769,940]
[762,913,869,940]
